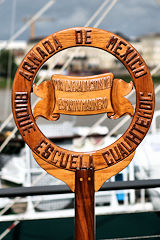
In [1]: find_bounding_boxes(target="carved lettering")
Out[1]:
[19,70,33,81]
[106,36,147,78]
[70,155,78,169]
[113,40,127,55]
[120,47,134,61]
[22,60,37,74]
[54,76,111,92]
[106,36,118,50]
[43,39,55,54]
[121,138,135,152]
[15,92,35,135]
[52,35,63,50]
[51,150,61,164]
[60,153,70,168]
[102,150,115,166]
[117,143,129,158]
[41,144,54,159]
[75,30,83,44]
[126,52,137,64]
[57,97,107,112]
[85,30,92,44]
[27,51,42,66]
[75,29,92,44]
[34,139,48,154]
[109,147,121,162]
[36,46,48,59]
[126,130,142,146]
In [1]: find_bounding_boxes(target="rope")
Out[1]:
[103,234,160,240]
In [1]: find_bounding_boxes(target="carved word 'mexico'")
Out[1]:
[106,36,147,78]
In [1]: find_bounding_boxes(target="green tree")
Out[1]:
[0,49,18,78]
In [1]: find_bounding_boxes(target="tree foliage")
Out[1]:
[0,49,18,78]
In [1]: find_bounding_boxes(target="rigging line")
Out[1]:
[0,126,17,152]
[77,115,107,146]
[0,0,117,135]
[0,190,51,240]
[102,234,160,240]
[37,0,112,79]
[94,0,118,28]
[151,62,160,76]
[0,113,13,132]
[0,51,63,134]
[0,7,157,240]
[84,0,110,27]
[0,171,47,216]
[59,0,118,74]
[0,220,19,240]
[80,59,160,143]
[1,0,56,49]
[0,0,56,133]
[0,0,5,4]
[0,0,119,221]
[4,0,17,119]
[0,1,118,221]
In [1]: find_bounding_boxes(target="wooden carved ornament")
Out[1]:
[12,27,155,192]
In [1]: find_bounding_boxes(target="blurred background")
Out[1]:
[0,0,160,239]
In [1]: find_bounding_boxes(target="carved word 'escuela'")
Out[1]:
[32,91,153,170]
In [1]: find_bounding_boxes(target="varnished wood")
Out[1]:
[12,27,155,240]
[75,169,95,240]
[107,78,133,119]
[33,152,75,192]
[33,151,135,192]
[12,27,155,190]
[33,73,133,120]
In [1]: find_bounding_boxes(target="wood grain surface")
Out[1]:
[12,27,155,190]
[75,169,95,240]
[33,73,133,120]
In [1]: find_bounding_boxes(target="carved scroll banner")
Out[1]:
[33,73,133,121]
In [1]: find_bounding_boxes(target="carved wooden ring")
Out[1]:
[12,27,154,191]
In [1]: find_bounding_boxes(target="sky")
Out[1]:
[0,0,160,41]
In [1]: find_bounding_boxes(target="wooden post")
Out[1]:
[75,168,95,240]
